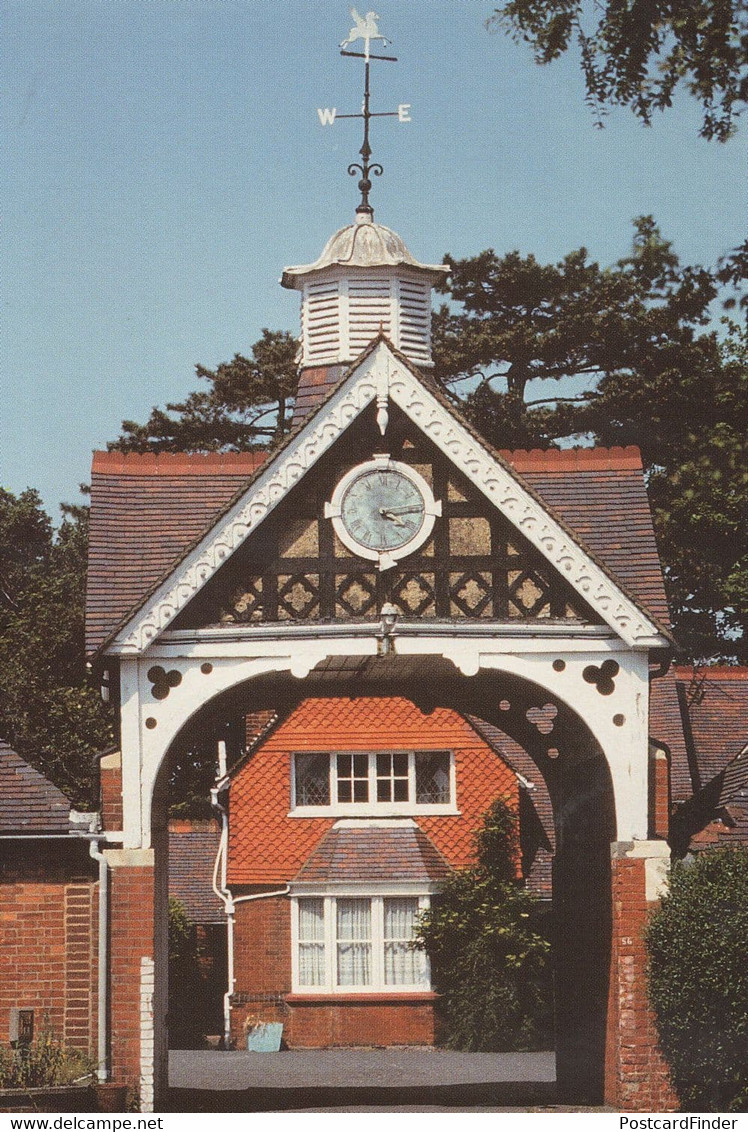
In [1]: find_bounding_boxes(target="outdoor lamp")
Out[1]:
[380,602,399,635]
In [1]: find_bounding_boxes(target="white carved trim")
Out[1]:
[387,364,662,646]
[111,341,663,654]
[113,347,383,653]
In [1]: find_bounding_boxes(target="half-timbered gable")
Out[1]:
[171,403,598,629]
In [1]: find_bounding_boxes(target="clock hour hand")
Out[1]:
[379,508,407,527]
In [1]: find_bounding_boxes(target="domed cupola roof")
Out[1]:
[280,212,447,371]
[281,212,448,289]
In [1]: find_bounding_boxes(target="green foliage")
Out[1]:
[0,1032,93,1090]
[434,217,716,416]
[488,0,748,141]
[111,329,298,452]
[0,489,113,805]
[414,798,550,1051]
[168,898,210,1049]
[433,220,747,661]
[645,848,748,1112]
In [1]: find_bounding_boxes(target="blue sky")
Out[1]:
[3,0,744,519]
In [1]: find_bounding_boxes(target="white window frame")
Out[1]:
[290,750,458,817]
[290,887,434,994]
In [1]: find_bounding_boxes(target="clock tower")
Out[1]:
[280,19,448,424]
[281,212,448,424]
[281,211,448,372]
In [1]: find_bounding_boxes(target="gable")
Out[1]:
[87,342,669,654]
[173,403,598,629]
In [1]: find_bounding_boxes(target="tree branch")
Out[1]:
[524,394,593,407]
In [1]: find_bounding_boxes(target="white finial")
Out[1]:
[340,9,390,60]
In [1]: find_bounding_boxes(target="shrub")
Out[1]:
[168,897,209,1049]
[414,797,551,1051]
[645,847,748,1112]
[0,1032,93,1090]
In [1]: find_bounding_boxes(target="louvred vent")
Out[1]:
[398,276,431,362]
[305,279,340,363]
[348,276,392,356]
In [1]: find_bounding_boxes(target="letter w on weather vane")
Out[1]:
[316,10,411,215]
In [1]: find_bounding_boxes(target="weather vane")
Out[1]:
[317,10,411,217]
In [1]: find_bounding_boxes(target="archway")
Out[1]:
[140,652,619,1106]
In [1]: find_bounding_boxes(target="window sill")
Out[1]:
[288,807,460,818]
[286,992,439,1004]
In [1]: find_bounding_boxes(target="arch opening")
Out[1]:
[144,655,616,1104]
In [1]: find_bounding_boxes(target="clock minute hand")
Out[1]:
[381,506,424,516]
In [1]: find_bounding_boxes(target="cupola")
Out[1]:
[281,212,448,370]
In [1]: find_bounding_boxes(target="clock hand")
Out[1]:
[380,506,424,516]
[379,508,407,527]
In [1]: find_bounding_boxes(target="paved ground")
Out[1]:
[167,1049,561,1112]
[170,1048,556,1090]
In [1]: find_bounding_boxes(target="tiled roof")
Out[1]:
[682,750,748,853]
[0,741,75,834]
[719,747,748,808]
[688,804,748,850]
[168,819,224,924]
[505,450,670,629]
[675,666,748,790]
[86,441,668,656]
[668,670,748,853]
[86,451,266,655]
[293,821,452,884]
[292,365,347,425]
[227,696,519,885]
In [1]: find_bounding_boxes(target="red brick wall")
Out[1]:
[649,748,670,841]
[228,696,519,884]
[0,846,97,1056]
[233,893,291,997]
[284,997,436,1047]
[230,894,438,1049]
[227,696,518,1050]
[108,859,155,1091]
[605,853,677,1111]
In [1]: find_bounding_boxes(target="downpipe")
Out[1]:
[89,840,109,1083]
[211,740,288,1049]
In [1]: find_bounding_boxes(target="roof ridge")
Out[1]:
[92,450,266,475]
[499,446,642,471]
[674,666,748,680]
[91,445,641,476]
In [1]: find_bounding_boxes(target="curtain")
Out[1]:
[336,898,371,986]
[298,898,325,986]
[384,897,420,985]
[415,751,450,804]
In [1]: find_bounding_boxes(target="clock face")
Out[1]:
[325,457,441,570]
[341,467,425,552]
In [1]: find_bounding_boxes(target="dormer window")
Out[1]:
[291,750,456,816]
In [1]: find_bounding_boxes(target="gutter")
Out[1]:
[0,832,119,840]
